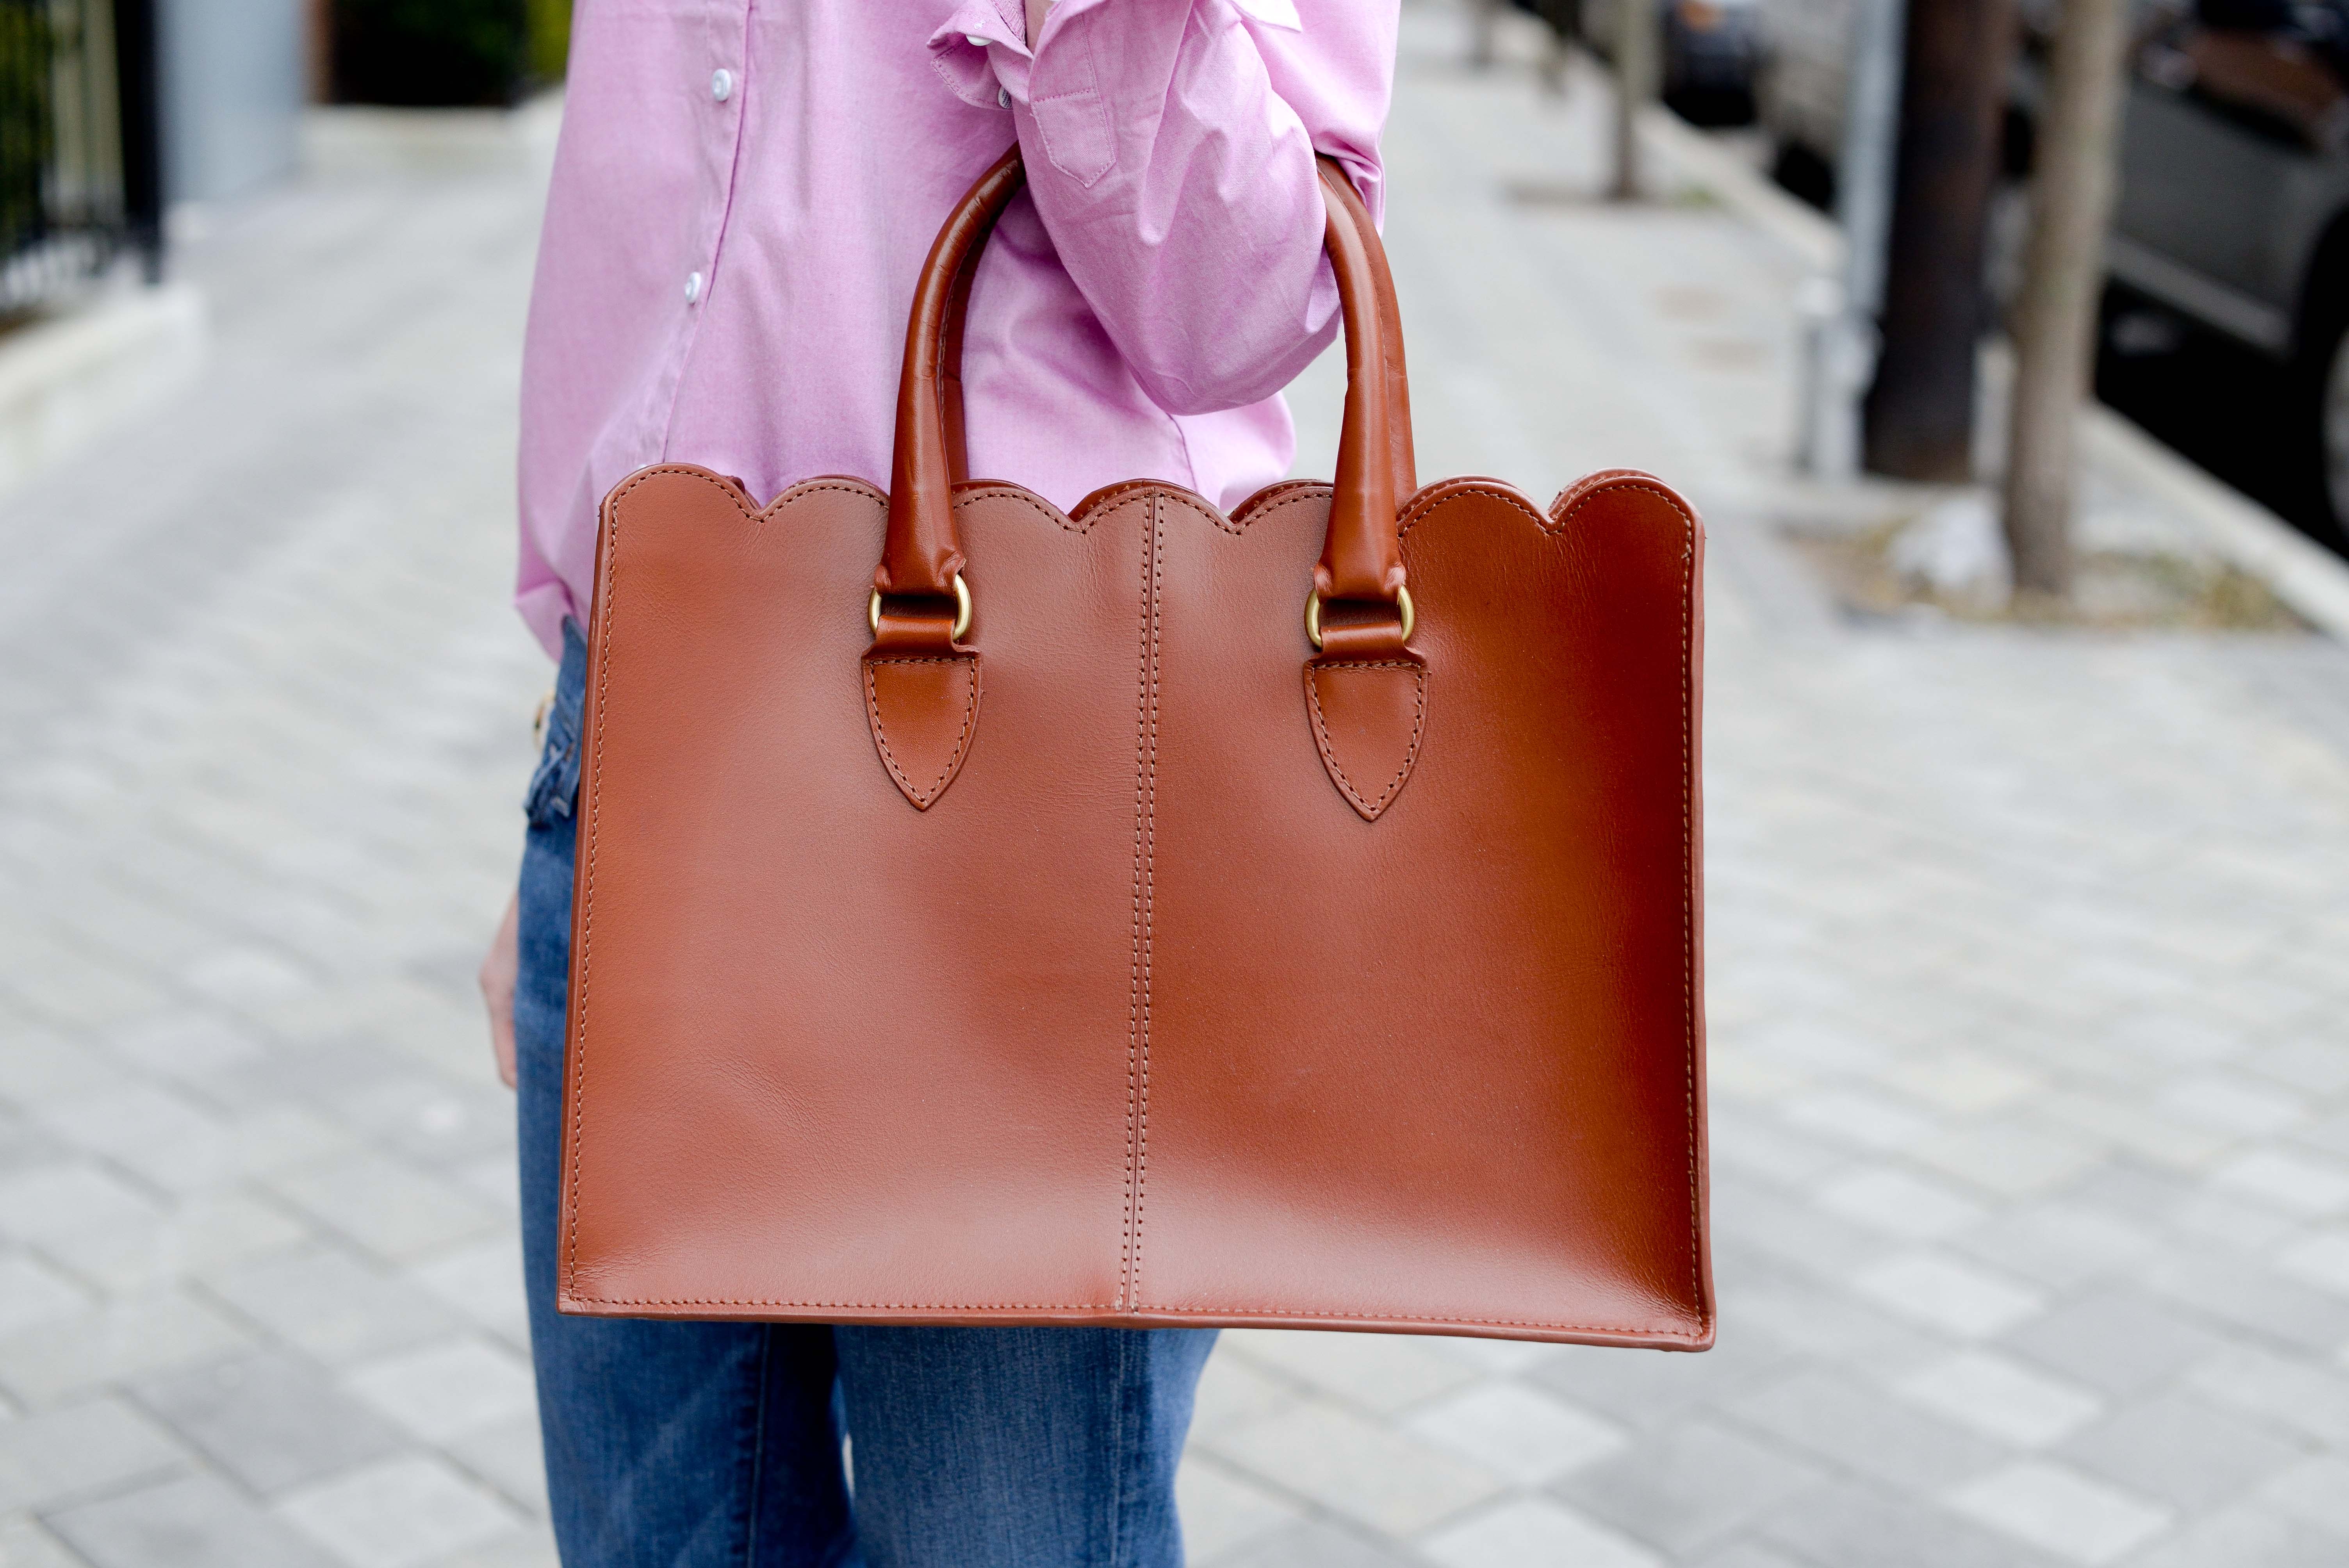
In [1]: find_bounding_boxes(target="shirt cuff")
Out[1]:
[928,0,1033,107]
[929,0,1305,127]
[1229,0,1302,28]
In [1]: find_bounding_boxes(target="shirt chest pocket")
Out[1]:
[1028,29,1116,187]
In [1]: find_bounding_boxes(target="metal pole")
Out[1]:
[1839,0,1905,326]
[1469,0,1502,70]
[1800,0,1907,477]
[1613,0,1658,200]
[112,0,163,283]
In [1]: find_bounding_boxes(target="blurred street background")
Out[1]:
[4,1,2349,1566]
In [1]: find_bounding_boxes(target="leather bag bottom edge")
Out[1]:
[552,1294,1715,1351]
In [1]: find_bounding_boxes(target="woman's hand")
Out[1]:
[481,891,520,1089]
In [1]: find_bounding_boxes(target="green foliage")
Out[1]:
[527,0,570,83]
[0,0,54,260]
[333,0,529,106]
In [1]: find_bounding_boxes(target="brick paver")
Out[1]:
[4,8,2346,1566]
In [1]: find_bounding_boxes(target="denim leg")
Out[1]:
[835,1325,1217,1568]
[515,625,857,1568]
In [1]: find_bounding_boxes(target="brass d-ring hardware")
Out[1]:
[1305,584,1414,652]
[868,573,973,642]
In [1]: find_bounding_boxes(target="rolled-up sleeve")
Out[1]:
[932,0,1397,417]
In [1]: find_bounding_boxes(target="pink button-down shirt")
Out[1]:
[515,0,1399,658]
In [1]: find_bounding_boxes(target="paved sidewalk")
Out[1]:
[5,7,2349,1567]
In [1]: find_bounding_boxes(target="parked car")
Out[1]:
[2113,0,2349,528]
[1547,0,1767,125]
[1752,0,1857,201]
[1755,0,2349,534]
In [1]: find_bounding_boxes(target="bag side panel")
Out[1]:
[1137,478,1711,1344]
[560,472,1141,1317]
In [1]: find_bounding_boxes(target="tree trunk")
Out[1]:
[2003,0,2132,599]
[1862,0,2018,479]
[1613,0,1658,200]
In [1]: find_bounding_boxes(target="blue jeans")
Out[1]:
[515,622,1216,1568]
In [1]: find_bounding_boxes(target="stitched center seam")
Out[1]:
[1121,496,1159,1311]
[1136,498,1161,1309]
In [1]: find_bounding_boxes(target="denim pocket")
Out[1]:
[523,622,588,826]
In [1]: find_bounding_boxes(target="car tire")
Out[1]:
[2320,315,2349,539]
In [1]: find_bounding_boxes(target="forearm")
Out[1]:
[954,0,1397,415]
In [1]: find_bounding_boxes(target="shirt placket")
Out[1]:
[651,0,755,460]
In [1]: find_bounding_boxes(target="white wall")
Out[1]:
[161,0,305,202]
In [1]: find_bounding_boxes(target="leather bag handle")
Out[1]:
[877,147,1416,625]
[1315,160,1416,509]
[926,157,1417,520]
[880,149,1029,602]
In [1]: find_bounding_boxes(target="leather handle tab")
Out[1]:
[880,147,1027,600]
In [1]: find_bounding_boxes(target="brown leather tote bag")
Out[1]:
[557,150,1712,1350]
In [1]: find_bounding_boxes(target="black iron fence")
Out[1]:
[1,0,160,318]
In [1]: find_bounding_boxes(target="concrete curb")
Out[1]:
[0,282,207,500]
[2082,407,2349,637]
[1637,105,2349,639]
[1641,109,1838,273]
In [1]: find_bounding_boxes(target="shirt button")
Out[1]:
[966,33,988,45]
[711,68,733,102]
[998,86,1011,109]
[684,271,704,304]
